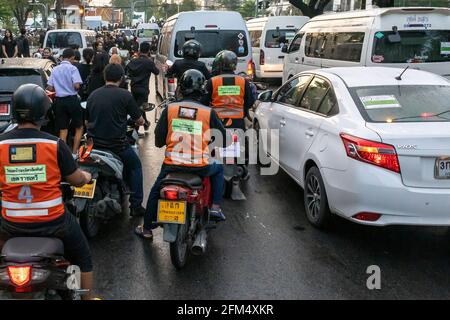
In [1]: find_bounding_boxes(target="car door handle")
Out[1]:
[305,130,314,137]
[280,119,286,127]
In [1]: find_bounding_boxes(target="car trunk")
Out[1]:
[366,122,450,188]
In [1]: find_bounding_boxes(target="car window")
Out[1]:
[289,32,304,53]
[265,29,297,48]
[317,89,338,116]
[276,75,311,106]
[299,77,331,112]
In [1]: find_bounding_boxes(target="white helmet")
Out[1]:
[33,52,42,59]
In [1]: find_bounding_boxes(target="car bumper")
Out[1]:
[322,162,450,226]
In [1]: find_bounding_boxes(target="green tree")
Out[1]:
[218,0,241,11]
[238,0,256,18]
[180,0,198,12]
[0,0,32,30]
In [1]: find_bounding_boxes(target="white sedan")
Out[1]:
[254,67,450,228]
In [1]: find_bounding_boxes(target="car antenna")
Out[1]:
[395,66,409,80]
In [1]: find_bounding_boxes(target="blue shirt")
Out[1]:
[47,61,82,98]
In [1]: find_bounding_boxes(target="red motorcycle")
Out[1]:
[157,173,216,269]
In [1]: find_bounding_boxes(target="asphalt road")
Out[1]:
[88,80,450,300]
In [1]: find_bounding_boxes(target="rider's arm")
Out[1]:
[154,107,168,148]
[57,140,91,187]
[165,61,177,78]
[146,59,160,76]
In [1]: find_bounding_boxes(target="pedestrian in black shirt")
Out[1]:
[86,52,109,97]
[126,42,159,131]
[17,28,30,58]
[1,30,18,58]
[86,64,146,217]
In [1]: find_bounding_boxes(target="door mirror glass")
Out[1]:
[258,90,273,102]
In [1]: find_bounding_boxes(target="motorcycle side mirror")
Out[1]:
[258,90,273,102]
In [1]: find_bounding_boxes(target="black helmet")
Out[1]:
[179,69,205,97]
[215,50,238,73]
[182,40,202,59]
[211,50,226,76]
[12,84,51,125]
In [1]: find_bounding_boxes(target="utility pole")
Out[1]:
[28,0,49,29]
[131,0,145,27]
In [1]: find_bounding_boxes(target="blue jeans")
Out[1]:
[117,146,144,208]
[143,163,224,230]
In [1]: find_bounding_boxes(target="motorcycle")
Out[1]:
[0,185,86,300]
[157,173,217,269]
[74,139,127,238]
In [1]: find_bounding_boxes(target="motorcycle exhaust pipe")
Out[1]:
[191,229,207,256]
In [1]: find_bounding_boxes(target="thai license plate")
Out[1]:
[157,200,186,224]
[435,158,450,179]
[73,179,97,199]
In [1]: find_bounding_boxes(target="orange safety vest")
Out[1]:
[0,138,65,223]
[164,102,212,168]
[211,75,246,119]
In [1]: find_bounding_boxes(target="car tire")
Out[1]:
[304,166,332,229]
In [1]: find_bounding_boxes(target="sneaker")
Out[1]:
[130,206,146,217]
[209,208,226,222]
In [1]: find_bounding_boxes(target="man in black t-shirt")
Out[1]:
[126,42,159,131]
[86,64,146,217]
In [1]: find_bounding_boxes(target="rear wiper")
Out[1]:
[388,109,450,122]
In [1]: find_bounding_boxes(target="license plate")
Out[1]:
[435,158,450,179]
[157,200,186,224]
[73,179,97,199]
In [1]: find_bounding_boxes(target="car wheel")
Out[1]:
[304,166,332,229]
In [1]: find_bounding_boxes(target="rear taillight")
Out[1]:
[260,49,265,65]
[340,133,400,173]
[168,78,175,85]
[247,60,254,78]
[353,212,382,222]
[0,103,9,115]
[164,189,179,200]
[7,266,31,287]
[161,186,193,201]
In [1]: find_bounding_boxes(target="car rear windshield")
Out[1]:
[372,30,450,63]
[45,32,82,49]
[174,30,249,58]
[137,29,159,38]
[265,29,297,48]
[0,69,43,93]
[350,85,450,123]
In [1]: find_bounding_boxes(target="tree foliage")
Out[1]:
[238,0,257,19]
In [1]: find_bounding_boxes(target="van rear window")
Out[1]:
[45,32,82,49]
[372,30,450,63]
[174,30,249,58]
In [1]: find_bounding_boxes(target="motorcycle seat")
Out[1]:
[161,173,203,189]
[2,237,64,263]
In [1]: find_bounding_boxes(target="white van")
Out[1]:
[155,11,253,99]
[247,16,309,79]
[136,23,160,45]
[283,7,450,83]
[43,29,96,60]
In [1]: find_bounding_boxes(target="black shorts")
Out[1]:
[54,95,83,130]
[0,212,93,273]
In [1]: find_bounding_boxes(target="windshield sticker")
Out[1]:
[372,55,384,63]
[360,95,401,110]
[375,32,384,39]
[238,46,245,54]
[218,85,241,96]
[238,33,244,40]
[5,165,47,184]
[441,42,450,55]
[171,119,202,135]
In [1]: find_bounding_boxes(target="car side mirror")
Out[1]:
[281,45,288,53]
[258,90,273,102]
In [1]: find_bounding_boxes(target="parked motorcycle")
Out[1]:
[157,173,217,269]
[0,185,86,300]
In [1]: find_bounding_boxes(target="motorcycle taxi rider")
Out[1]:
[166,40,211,81]
[85,63,147,217]
[135,69,227,240]
[203,50,256,177]
[0,84,94,299]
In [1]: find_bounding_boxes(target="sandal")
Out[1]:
[134,225,153,240]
